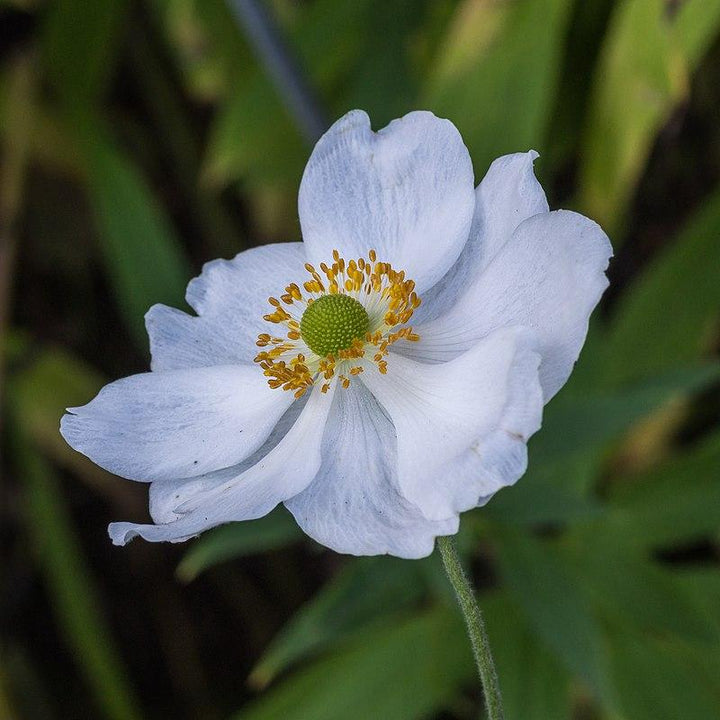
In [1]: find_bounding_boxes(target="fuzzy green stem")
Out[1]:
[437,535,504,720]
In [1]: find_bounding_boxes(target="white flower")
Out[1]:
[60,110,612,559]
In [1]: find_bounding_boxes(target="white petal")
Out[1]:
[60,365,293,482]
[146,305,241,371]
[415,151,548,323]
[405,210,612,400]
[149,473,233,524]
[108,385,334,545]
[148,397,307,523]
[361,327,543,521]
[285,382,458,559]
[149,242,307,370]
[298,110,475,293]
[431,384,541,513]
[474,151,549,270]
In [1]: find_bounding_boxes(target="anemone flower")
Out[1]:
[61,110,611,559]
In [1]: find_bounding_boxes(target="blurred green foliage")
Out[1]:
[2,1,720,719]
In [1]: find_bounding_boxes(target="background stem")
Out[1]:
[225,0,328,144]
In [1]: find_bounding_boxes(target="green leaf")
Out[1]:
[565,541,717,644]
[675,0,720,67]
[250,556,428,688]
[534,363,720,464]
[158,0,255,101]
[16,442,143,720]
[674,571,720,677]
[424,0,573,175]
[233,607,472,720]
[7,345,132,506]
[0,54,82,178]
[659,572,720,710]
[81,125,193,347]
[486,479,603,526]
[601,430,720,549]
[483,593,571,720]
[608,632,720,720]
[494,527,609,697]
[203,0,376,189]
[603,192,720,384]
[42,0,128,105]
[488,362,720,521]
[177,508,302,582]
[11,347,104,459]
[578,0,692,233]
[203,78,307,189]
[540,0,617,170]
[334,0,424,126]
[675,569,720,635]
[293,0,379,91]
[0,661,17,720]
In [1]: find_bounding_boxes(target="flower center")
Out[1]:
[300,294,370,357]
[255,249,420,397]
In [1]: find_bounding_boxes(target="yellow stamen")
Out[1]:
[255,249,420,395]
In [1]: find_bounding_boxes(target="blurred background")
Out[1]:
[1,0,720,718]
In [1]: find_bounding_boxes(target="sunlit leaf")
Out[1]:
[0,49,79,177]
[424,0,573,175]
[541,0,617,169]
[578,0,701,233]
[675,0,720,67]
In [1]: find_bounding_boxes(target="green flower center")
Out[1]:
[300,294,370,357]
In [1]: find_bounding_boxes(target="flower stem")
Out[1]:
[437,535,504,720]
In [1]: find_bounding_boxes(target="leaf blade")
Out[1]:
[177,508,302,582]
[424,0,573,175]
[234,607,472,720]
[82,126,193,348]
